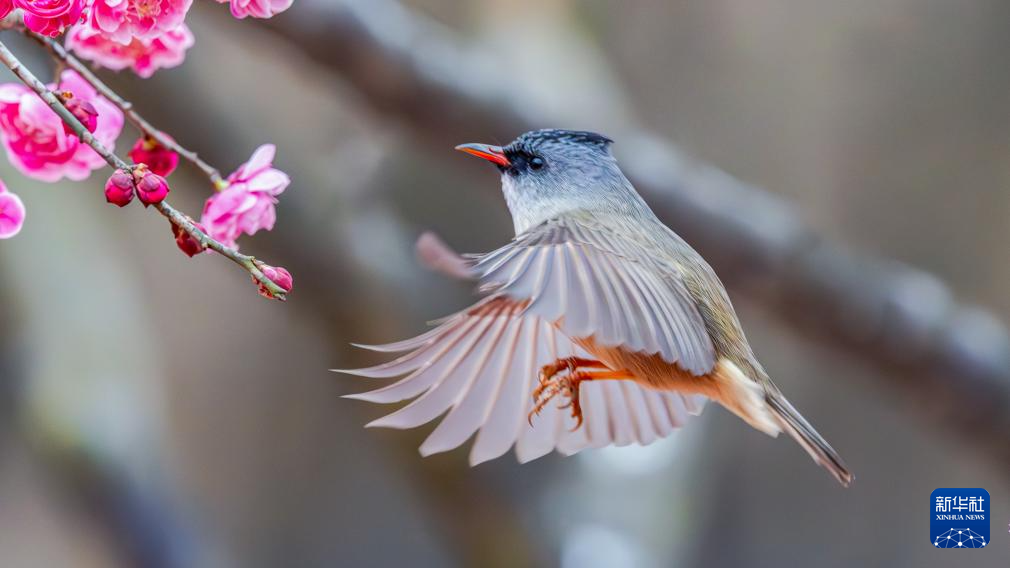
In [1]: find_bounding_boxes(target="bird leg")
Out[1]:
[529,358,627,429]
[535,357,605,394]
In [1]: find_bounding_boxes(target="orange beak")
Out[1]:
[454,142,510,167]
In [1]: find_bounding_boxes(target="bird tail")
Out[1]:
[765,392,853,487]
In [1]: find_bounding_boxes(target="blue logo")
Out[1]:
[931,488,989,549]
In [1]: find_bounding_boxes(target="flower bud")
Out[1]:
[104,169,135,207]
[170,219,206,257]
[61,94,98,135]
[129,136,179,177]
[135,168,170,206]
[255,264,293,299]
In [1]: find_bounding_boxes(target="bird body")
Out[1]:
[341,129,852,486]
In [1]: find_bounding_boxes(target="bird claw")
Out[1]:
[527,364,586,429]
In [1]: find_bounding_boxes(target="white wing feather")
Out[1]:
[341,297,705,464]
[473,219,715,374]
[339,218,714,464]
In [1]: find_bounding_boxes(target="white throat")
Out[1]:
[500,173,581,235]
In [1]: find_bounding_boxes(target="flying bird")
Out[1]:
[339,129,852,486]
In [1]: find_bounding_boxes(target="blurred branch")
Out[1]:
[263,0,1010,466]
[0,35,287,300]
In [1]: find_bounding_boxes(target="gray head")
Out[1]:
[456,129,651,235]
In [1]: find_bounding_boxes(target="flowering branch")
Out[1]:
[0,37,288,300]
[28,31,225,187]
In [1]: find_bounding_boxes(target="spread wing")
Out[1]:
[474,217,716,374]
[342,297,706,465]
[340,217,715,464]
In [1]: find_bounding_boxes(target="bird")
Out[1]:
[338,128,853,486]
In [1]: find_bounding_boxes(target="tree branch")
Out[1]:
[27,31,226,187]
[0,37,287,300]
[263,0,1010,467]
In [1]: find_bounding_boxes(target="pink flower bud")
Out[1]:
[104,169,134,207]
[255,264,293,299]
[62,95,98,135]
[129,136,179,177]
[170,219,206,257]
[134,169,170,206]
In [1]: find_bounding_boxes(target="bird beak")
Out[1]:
[454,143,510,167]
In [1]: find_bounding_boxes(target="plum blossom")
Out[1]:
[66,23,194,78]
[0,180,25,239]
[128,134,178,175]
[0,70,124,182]
[89,0,193,44]
[215,0,292,19]
[16,0,86,37]
[200,144,288,250]
[0,1,11,21]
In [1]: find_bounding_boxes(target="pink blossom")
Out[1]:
[215,0,292,19]
[66,24,194,78]
[89,0,193,44]
[200,144,289,250]
[255,264,292,299]
[128,134,178,175]
[16,0,86,37]
[0,70,124,182]
[0,1,12,21]
[0,181,25,239]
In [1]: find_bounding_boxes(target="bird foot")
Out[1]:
[528,368,586,430]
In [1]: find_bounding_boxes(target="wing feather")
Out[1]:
[515,323,563,462]
[622,381,658,446]
[340,216,715,464]
[469,318,538,465]
[642,390,675,437]
[365,303,511,429]
[473,218,715,375]
[420,316,525,456]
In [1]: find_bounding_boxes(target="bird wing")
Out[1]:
[342,296,706,465]
[340,217,716,464]
[473,216,716,375]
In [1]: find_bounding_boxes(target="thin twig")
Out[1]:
[28,31,226,187]
[0,37,287,300]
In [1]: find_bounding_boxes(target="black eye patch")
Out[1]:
[502,151,545,174]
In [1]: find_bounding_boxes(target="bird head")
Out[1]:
[456,129,644,235]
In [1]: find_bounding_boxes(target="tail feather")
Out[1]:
[766,393,853,487]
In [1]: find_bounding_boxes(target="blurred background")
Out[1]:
[1,0,1009,566]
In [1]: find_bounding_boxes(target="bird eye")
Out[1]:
[529,156,545,171]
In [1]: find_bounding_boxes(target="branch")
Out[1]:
[28,32,226,188]
[0,37,288,300]
[264,0,1010,467]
